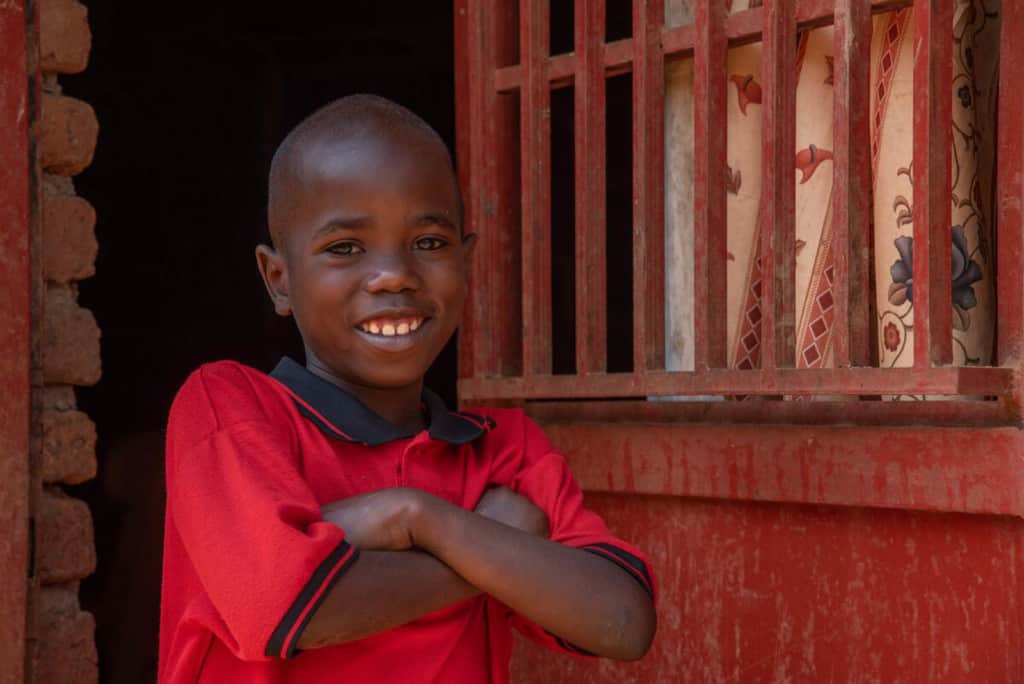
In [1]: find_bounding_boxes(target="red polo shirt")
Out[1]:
[159,358,655,683]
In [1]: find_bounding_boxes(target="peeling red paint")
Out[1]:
[542,424,1024,517]
[0,0,32,680]
[513,496,1024,683]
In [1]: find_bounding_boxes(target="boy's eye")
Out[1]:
[414,236,447,251]
[327,241,364,256]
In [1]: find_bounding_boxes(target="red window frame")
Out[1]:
[454,0,1024,426]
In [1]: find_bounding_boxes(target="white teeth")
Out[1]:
[359,318,425,336]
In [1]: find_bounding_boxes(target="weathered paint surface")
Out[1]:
[911,0,954,367]
[997,0,1024,366]
[631,0,665,372]
[519,0,552,377]
[692,0,728,371]
[574,0,608,374]
[459,365,1014,402]
[0,0,32,679]
[508,425,1024,682]
[830,0,873,367]
[513,494,1023,683]
[544,423,1024,517]
[758,0,797,370]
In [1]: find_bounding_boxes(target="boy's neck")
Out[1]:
[305,356,427,434]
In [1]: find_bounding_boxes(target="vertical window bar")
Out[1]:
[455,0,479,379]
[759,0,798,370]
[461,0,522,380]
[997,0,1024,367]
[490,0,525,379]
[575,0,608,374]
[830,0,872,367]
[912,0,954,367]
[457,0,492,379]
[521,0,553,376]
[632,0,665,373]
[693,0,728,371]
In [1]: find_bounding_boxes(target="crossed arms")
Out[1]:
[298,486,657,660]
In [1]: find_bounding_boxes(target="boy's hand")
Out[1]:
[474,486,549,538]
[321,488,429,550]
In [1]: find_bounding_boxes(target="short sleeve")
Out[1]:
[508,449,655,597]
[488,413,655,656]
[165,366,359,661]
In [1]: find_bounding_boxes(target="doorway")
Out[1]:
[64,3,456,681]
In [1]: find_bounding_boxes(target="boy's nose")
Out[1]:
[363,252,422,293]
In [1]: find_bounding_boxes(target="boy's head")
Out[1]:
[256,94,475,393]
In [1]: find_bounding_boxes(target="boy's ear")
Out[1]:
[461,232,478,266]
[255,244,292,317]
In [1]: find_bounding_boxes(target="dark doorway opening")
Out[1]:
[65,4,456,681]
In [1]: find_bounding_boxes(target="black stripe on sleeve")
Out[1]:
[265,540,360,659]
[583,543,654,598]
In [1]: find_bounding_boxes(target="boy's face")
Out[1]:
[257,127,474,392]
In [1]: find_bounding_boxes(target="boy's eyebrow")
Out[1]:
[412,211,459,231]
[312,216,373,239]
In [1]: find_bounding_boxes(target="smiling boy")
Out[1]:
[158,95,656,683]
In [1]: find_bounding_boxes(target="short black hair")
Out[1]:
[266,94,463,245]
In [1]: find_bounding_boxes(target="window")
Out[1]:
[455,0,1022,425]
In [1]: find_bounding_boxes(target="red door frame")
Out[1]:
[0,0,33,679]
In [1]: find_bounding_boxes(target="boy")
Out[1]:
[159,95,656,683]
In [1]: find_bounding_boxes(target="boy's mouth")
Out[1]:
[356,316,426,337]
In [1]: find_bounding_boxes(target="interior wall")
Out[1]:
[63,4,455,681]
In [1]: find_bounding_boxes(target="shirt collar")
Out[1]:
[270,356,495,446]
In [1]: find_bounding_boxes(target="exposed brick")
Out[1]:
[41,409,96,485]
[43,194,97,282]
[32,0,99,674]
[43,285,101,386]
[37,488,96,585]
[31,584,97,684]
[39,94,98,176]
[39,0,91,74]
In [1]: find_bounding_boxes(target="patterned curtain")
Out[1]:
[663,0,1002,382]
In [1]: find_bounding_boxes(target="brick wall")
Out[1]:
[30,0,100,681]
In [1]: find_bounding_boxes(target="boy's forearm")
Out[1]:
[412,497,656,660]
[297,549,478,650]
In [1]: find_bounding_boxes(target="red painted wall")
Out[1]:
[514,495,1022,682]
[507,422,1024,682]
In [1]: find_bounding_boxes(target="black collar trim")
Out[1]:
[269,357,495,446]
